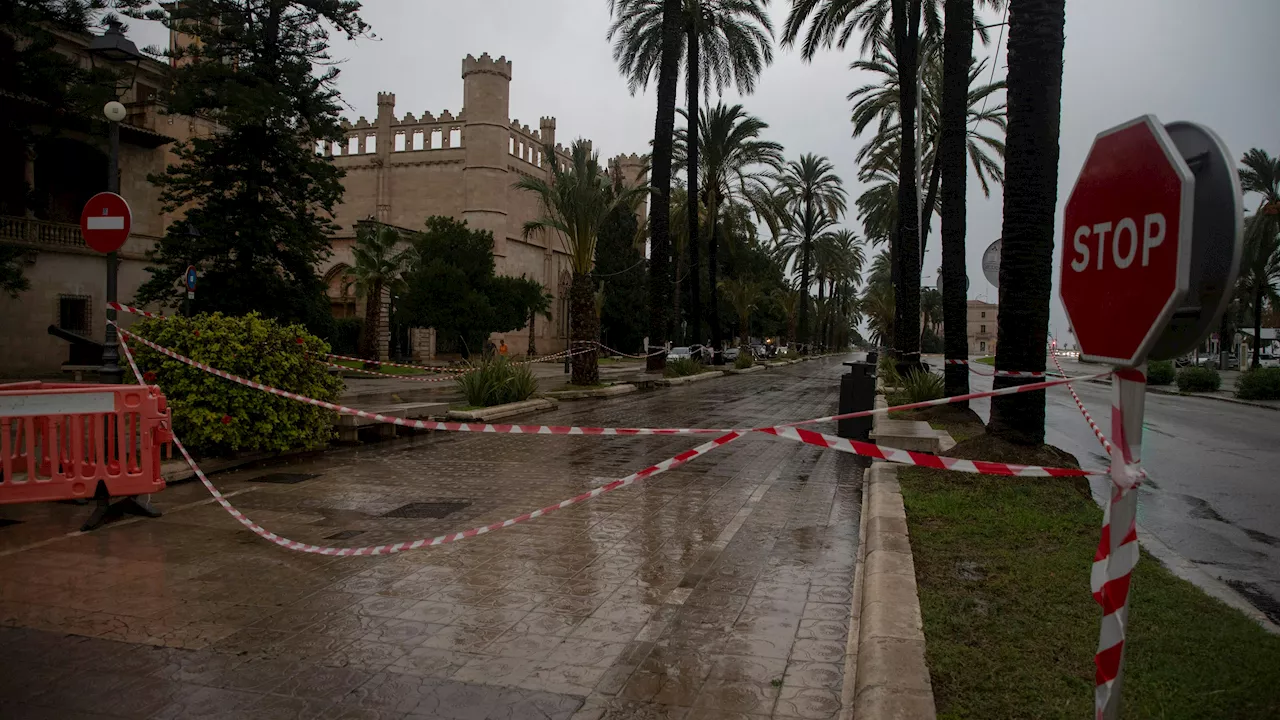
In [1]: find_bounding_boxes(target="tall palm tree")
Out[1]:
[516,140,647,385]
[774,287,801,346]
[352,223,414,362]
[988,0,1066,446]
[813,228,865,345]
[941,0,974,401]
[774,154,846,350]
[676,102,783,357]
[720,277,763,346]
[1239,149,1280,369]
[608,0,684,369]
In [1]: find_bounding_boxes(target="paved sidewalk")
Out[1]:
[0,357,863,719]
[1052,356,1280,410]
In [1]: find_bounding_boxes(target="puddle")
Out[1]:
[1222,579,1280,625]
[1180,494,1229,523]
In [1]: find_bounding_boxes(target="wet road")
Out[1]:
[0,357,864,719]
[967,370,1280,623]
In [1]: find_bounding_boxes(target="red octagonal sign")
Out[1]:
[80,192,132,254]
[1060,115,1194,367]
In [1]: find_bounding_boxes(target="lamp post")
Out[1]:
[88,17,143,384]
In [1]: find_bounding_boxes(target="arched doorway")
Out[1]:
[323,263,357,317]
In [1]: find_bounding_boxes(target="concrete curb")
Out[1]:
[655,370,728,386]
[1081,377,1280,412]
[446,398,557,422]
[854,461,936,720]
[541,383,638,401]
[726,364,766,375]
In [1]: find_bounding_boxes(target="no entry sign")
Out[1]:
[80,192,132,254]
[1060,115,1194,366]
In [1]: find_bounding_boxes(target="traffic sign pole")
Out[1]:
[1096,365,1147,720]
[103,121,122,385]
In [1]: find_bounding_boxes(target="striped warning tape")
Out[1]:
[944,358,1044,378]
[107,301,163,319]
[321,351,458,373]
[323,361,468,383]
[761,425,1100,477]
[118,330,742,555]
[596,342,666,359]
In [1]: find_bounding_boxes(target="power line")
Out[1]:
[971,4,1009,128]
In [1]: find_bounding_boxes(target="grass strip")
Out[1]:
[332,358,429,376]
[898,458,1280,719]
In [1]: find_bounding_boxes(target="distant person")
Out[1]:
[498,340,509,356]
[485,340,497,356]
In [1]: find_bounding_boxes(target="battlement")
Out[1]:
[613,152,644,164]
[462,52,512,80]
[377,91,395,107]
[540,117,556,130]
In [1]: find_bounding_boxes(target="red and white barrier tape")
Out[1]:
[324,362,468,383]
[321,351,457,373]
[118,331,743,554]
[596,342,665,359]
[107,301,164,319]
[1051,353,1113,455]
[761,425,1100,477]
[944,358,1044,378]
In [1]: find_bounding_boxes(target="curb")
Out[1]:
[726,364,766,375]
[541,383,638,401]
[1081,377,1280,412]
[446,398,557,422]
[656,370,728,386]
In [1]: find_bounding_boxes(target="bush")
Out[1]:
[128,313,343,457]
[1147,360,1176,386]
[1176,366,1221,393]
[664,357,705,378]
[327,317,363,355]
[877,353,902,387]
[454,354,538,407]
[1236,367,1280,400]
[901,368,945,403]
[733,352,755,370]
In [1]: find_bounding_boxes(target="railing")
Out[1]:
[0,215,88,250]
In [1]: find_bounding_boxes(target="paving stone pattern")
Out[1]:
[0,358,864,719]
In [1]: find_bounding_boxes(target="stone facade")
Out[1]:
[967,300,998,355]
[320,53,646,358]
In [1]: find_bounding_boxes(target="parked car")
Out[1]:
[1257,352,1279,368]
[668,346,694,361]
[723,347,740,361]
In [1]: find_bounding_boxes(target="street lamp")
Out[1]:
[88,17,144,384]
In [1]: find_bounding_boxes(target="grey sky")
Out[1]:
[127,0,1280,346]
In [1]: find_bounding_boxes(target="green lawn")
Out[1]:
[898,446,1280,719]
[332,358,432,376]
[975,356,996,366]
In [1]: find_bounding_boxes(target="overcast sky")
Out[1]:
[127,0,1280,345]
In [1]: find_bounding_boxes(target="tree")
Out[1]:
[774,287,800,346]
[676,102,783,358]
[861,249,895,346]
[1,1,146,292]
[597,191,649,354]
[351,223,414,361]
[1239,149,1280,369]
[134,0,368,335]
[515,140,646,385]
[511,277,553,356]
[774,154,846,350]
[941,0,975,401]
[609,0,685,369]
[988,0,1065,446]
[721,277,762,346]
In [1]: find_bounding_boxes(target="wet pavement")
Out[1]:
[965,368,1280,626]
[0,356,864,719]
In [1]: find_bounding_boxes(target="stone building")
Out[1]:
[967,300,998,355]
[1,36,643,376]
[320,53,647,359]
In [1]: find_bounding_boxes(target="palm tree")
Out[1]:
[516,140,647,385]
[522,281,554,356]
[813,228,865,346]
[941,0,974,401]
[1239,149,1280,369]
[774,287,801,346]
[352,223,414,362]
[608,0,684,369]
[676,102,783,357]
[988,0,1066,446]
[721,277,763,346]
[774,154,847,350]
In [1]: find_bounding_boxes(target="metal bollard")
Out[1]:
[838,361,876,440]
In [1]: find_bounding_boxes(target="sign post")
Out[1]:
[183,265,198,316]
[80,191,133,385]
[1060,114,1242,720]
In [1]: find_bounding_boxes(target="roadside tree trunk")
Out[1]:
[527,311,537,356]
[890,0,923,366]
[570,270,600,385]
[708,204,724,362]
[359,279,383,362]
[647,0,684,371]
[1253,284,1263,369]
[940,0,973,402]
[686,25,703,346]
[988,0,1066,445]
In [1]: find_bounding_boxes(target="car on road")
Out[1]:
[1256,352,1278,368]
[668,346,694,361]
[723,347,740,362]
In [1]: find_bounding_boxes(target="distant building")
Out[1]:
[967,300,997,355]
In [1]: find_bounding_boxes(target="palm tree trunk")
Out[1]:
[798,205,813,352]
[891,0,923,367]
[941,0,972,403]
[527,311,537,356]
[707,192,724,362]
[673,249,684,340]
[1254,283,1264,369]
[646,0,683,371]
[988,0,1066,445]
[359,279,383,362]
[919,151,943,256]
[686,25,703,346]
[570,270,599,385]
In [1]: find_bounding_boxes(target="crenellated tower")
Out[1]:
[461,53,513,261]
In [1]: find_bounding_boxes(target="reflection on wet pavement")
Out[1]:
[0,358,864,719]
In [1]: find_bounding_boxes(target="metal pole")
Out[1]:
[101,119,123,384]
[1096,364,1146,720]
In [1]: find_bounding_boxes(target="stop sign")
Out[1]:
[80,192,132,254]
[1060,115,1194,366]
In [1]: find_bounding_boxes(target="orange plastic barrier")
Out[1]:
[0,382,171,505]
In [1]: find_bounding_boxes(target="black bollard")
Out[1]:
[838,361,876,440]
